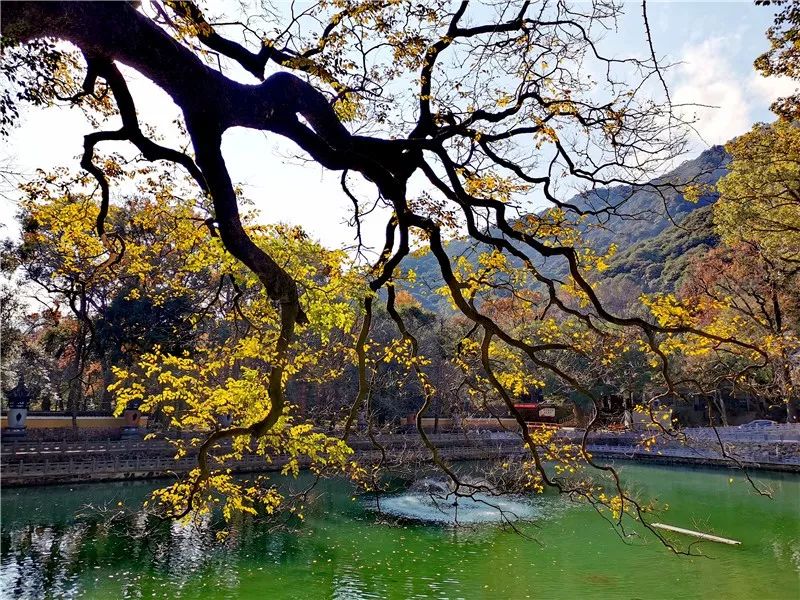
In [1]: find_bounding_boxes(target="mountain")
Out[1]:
[569,145,727,251]
[599,204,718,295]
[400,145,729,312]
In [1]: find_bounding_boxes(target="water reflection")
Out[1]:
[2,524,85,599]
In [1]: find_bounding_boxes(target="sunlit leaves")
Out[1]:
[715,120,800,267]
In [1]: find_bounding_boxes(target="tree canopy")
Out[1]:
[2,0,798,548]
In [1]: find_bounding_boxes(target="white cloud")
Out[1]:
[748,73,797,111]
[672,36,796,147]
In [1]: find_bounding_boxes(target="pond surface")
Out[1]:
[2,463,799,599]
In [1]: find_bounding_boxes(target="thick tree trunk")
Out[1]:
[66,354,81,431]
[787,397,799,424]
[100,354,114,412]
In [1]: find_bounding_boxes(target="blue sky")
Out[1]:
[2,1,793,254]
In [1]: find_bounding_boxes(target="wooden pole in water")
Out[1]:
[651,523,741,546]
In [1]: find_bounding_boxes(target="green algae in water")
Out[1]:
[2,463,799,600]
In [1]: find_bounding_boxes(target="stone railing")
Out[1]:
[3,427,797,486]
[0,434,525,486]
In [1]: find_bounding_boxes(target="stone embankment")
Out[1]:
[0,434,524,487]
[2,426,798,486]
[562,425,800,472]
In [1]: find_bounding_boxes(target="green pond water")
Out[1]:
[1,462,799,599]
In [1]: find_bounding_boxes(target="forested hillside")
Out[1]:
[403,145,728,311]
[599,205,718,295]
[571,145,727,250]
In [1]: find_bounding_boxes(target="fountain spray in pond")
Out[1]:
[367,477,543,525]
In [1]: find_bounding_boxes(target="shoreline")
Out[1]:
[586,446,800,473]
[2,429,798,488]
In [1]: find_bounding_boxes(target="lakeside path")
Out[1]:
[2,426,798,487]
